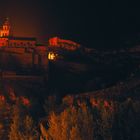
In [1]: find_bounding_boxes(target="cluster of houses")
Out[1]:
[0,18,81,71]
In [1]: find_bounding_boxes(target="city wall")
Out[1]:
[0,51,48,70]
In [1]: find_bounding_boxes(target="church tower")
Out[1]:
[0,18,11,37]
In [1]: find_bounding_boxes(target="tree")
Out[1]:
[40,102,94,140]
[9,103,38,140]
[9,104,21,140]
[47,112,61,140]
[20,115,39,140]
[70,125,82,140]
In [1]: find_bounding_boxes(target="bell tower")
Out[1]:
[0,18,11,37]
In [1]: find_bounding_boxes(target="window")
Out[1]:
[48,52,56,60]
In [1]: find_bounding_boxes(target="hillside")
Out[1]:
[75,76,140,101]
[48,49,140,96]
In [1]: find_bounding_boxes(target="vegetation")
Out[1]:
[0,82,139,140]
[9,103,38,140]
[39,95,140,140]
[40,103,93,140]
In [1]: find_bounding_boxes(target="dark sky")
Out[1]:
[0,0,140,48]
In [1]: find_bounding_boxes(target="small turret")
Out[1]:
[0,18,11,37]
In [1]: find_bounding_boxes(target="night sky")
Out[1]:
[0,0,140,48]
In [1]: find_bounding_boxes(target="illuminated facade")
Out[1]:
[0,18,10,37]
[0,18,36,48]
[48,37,80,51]
[48,37,81,61]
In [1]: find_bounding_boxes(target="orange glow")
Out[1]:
[7,86,17,101]
[20,96,30,106]
[103,101,113,111]
[0,95,5,101]
[48,37,81,51]
[9,92,17,101]
[49,37,58,46]
[48,52,56,60]
[104,101,110,108]
[49,37,80,47]
[90,98,98,107]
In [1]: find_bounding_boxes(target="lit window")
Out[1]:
[48,52,56,60]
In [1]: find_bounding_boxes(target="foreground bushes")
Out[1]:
[0,93,139,140]
[40,103,93,140]
[40,96,140,140]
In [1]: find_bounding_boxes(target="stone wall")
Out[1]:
[0,51,48,71]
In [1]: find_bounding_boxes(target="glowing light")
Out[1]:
[9,91,17,101]
[48,52,56,60]
[0,95,5,101]
[20,96,30,106]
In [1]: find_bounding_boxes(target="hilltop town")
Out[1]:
[0,18,139,95]
[0,18,139,140]
[0,18,84,76]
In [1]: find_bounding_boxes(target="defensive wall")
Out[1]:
[0,47,48,71]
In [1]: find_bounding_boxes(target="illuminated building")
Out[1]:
[0,18,36,48]
[48,37,81,61]
[0,18,48,69]
[48,37,81,51]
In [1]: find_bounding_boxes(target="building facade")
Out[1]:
[48,37,80,51]
[0,18,36,48]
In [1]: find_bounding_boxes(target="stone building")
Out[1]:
[0,18,48,71]
[0,18,36,48]
[48,37,81,51]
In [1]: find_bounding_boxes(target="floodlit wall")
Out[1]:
[9,39,36,48]
[48,37,81,51]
